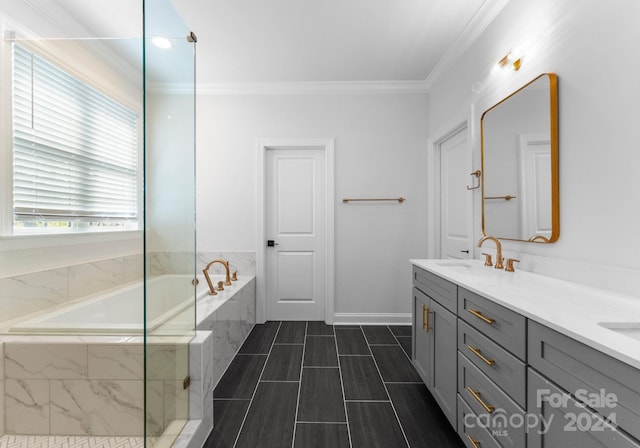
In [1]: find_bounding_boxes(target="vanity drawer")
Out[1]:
[528,320,640,441]
[458,320,526,407]
[457,394,501,448]
[413,265,457,313]
[528,368,640,448]
[458,287,526,360]
[458,353,525,448]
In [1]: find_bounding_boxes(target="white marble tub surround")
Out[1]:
[160,275,255,448]
[6,275,195,334]
[411,259,640,370]
[184,331,214,448]
[0,254,143,326]
[196,277,256,388]
[149,251,256,277]
[0,333,192,437]
[196,252,256,277]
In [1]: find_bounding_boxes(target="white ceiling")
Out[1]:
[3,0,503,87]
[172,0,489,84]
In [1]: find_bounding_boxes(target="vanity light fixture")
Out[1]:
[152,36,172,49]
[497,50,522,71]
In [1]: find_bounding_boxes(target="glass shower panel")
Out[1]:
[0,0,147,445]
[144,0,196,445]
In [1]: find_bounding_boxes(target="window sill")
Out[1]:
[0,229,143,252]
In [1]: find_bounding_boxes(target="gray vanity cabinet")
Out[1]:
[528,320,640,446]
[412,262,640,448]
[527,368,640,448]
[413,287,431,383]
[430,298,458,426]
[412,266,458,429]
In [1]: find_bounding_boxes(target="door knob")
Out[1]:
[267,240,279,247]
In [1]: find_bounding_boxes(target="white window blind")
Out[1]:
[12,44,138,226]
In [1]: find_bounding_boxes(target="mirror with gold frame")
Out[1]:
[481,73,559,243]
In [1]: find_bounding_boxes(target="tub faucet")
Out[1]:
[203,259,232,295]
[477,236,504,269]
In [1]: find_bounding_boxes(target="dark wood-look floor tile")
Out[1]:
[294,423,350,448]
[204,400,250,448]
[335,328,369,355]
[235,381,298,448]
[304,335,338,367]
[397,336,412,359]
[370,345,422,382]
[387,383,464,448]
[347,401,408,448]
[275,321,306,343]
[238,321,280,354]
[298,368,346,422]
[307,321,335,335]
[262,344,304,381]
[213,354,267,399]
[389,325,412,337]
[339,356,388,401]
[362,325,398,344]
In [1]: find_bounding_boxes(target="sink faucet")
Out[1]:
[203,259,232,295]
[477,236,504,269]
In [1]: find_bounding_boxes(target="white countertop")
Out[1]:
[411,259,640,370]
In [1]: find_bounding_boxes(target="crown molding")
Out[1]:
[188,80,429,96]
[424,0,511,89]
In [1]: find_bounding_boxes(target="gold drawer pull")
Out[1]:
[467,308,495,325]
[467,345,495,366]
[426,306,431,332]
[467,435,481,448]
[421,304,432,332]
[467,386,495,413]
[422,305,427,330]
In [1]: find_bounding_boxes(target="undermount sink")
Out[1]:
[599,322,640,342]
[435,261,475,268]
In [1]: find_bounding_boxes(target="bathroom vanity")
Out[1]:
[411,259,640,448]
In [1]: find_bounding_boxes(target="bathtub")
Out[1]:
[7,274,233,334]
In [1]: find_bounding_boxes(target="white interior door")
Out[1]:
[266,148,326,320]
[519,134,552,239]
[439,127,473,259]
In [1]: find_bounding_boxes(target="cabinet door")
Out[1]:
[413,287,431,385]
[528,368,640,448]
[430,299,458,429]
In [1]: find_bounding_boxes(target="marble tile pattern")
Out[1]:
[0,254,143,325]
[0,276,255,438]
[197,278,256,389]
[49,380,144,436]
[149,251,255,277]
[188,332,214,421]
[5,379,50,434]
[0,255,255,440]
[196,252,256,277]
[2,339,189,437]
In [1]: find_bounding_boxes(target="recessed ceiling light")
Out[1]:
[152,36,172,49]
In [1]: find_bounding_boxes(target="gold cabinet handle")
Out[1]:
[467,345,495,366]
[467,308,495,325]
[425,306,431,332]
[422,304,427,330]
[467,435,481,448]
[466,386,495,413]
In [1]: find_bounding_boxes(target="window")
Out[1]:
[11,44,139,233]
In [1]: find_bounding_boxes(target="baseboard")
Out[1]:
[333,313,412,325]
